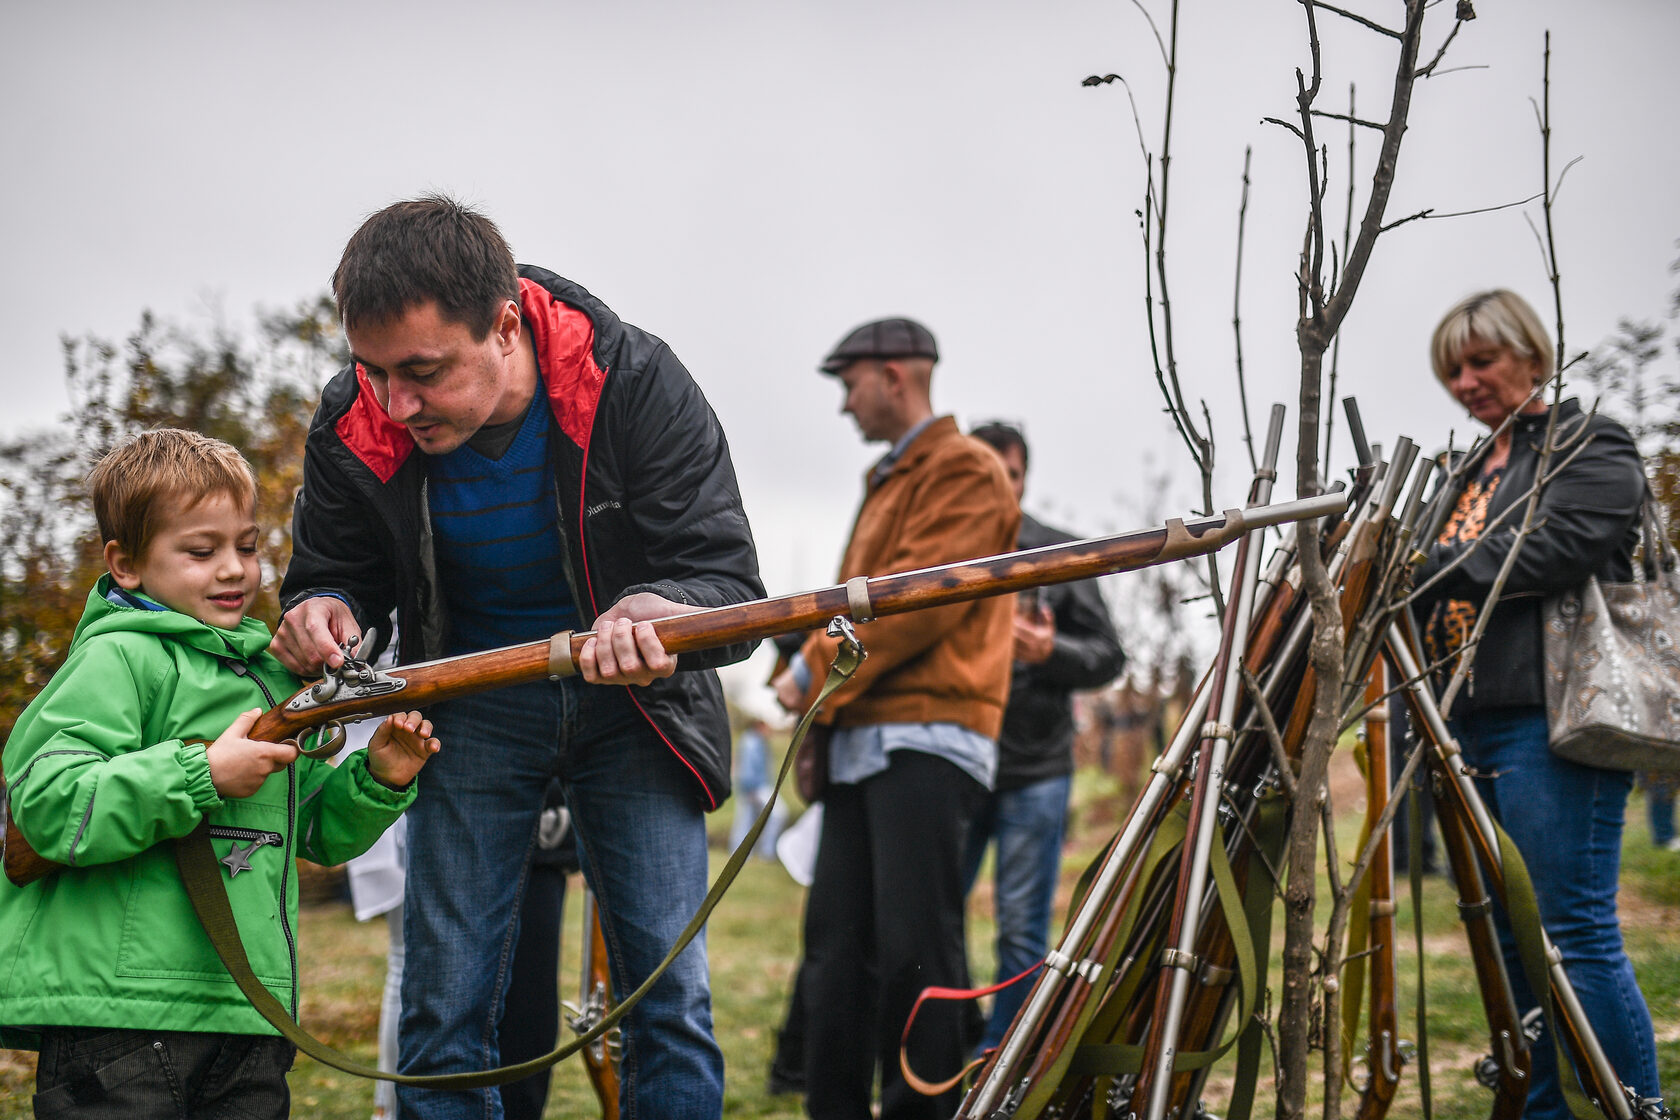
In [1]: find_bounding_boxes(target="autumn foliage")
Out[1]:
[0,297,344,743]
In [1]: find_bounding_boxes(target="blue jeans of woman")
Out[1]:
[1453,707,1660,1117]
[962,773,1072,1053]
[397,679,723,1120]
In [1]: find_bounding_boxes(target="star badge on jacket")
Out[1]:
[220,839,260,878]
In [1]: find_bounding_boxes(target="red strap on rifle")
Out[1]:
[898,961,1043,1096]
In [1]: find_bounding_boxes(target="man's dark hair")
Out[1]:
[332,195,521,339]
[970,420,1029,469]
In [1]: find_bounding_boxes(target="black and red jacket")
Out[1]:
[280,265,764,808]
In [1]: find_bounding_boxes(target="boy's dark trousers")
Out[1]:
[33,1027,295,1119]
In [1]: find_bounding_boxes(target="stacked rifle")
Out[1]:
[956,405,1661,1120]
[3,399,1661,1117]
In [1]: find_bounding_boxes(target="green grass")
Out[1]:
[2,771,1674,1118]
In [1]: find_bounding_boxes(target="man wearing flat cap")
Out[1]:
[775,318,1019,1119]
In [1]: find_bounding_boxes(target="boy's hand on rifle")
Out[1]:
[270,595,361,676]
[365,710,440,790]
[580,592,695,686]
[207,709,301,799]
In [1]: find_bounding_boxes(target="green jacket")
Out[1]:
[0,577,415,1047]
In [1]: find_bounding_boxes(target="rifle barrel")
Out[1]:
[5,492,1345,889]
[262,493,1346,743]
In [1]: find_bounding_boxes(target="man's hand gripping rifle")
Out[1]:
[4,492,1347,888]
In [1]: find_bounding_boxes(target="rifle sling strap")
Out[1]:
[176,633,865,1090]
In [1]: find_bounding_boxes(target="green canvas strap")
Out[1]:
[1063,795,1284,1120]
[1495,820,1599,1119]
[1410,783,1434,1120]
[176,635,864,1089]
[1063,820,1257,1075]
[1339,740,1378,1089]
[1222,792,1285,1120]
[1010,804,1190,1120]
[1050,801,1281,1119]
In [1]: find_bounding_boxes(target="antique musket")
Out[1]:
[564,885,622,1119]
[1386,624,1644,1120]
[1349,661,1405,1120]
[957,409,1307,1119]
[1131,421,1277,1120]
[3,492,1348,888]
[1132,442,1413,1120]
[958,420,1412,1120]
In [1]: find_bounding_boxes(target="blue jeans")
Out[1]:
[962,773,1071,1053]
[1454,708,1660,1117]
[1648,787,1676,848]
[397,680,723,1120]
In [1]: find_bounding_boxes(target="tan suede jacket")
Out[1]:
[799,416,1020,739]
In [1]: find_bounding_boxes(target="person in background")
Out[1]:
[1641,771,1679,851]
[962,421,1125,1054]
[730,718,785,860]
[774,317,1018,1119]
[272,196,763,1120]
[1410,289,1661,1117]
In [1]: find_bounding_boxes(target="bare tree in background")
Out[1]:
[0,299,343,740]
[1091,2,1474,1116]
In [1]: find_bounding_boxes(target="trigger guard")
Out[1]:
[296,720,348,759]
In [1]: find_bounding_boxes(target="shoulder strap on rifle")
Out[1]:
[175,632,865,1088]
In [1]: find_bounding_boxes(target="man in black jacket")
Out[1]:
[964,422,1126,1053]
[273,196,762,1120]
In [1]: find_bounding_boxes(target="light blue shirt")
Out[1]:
[827,720,995,790]
[796,643,995,787]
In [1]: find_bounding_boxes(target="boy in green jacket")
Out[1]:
[0,428,440,1118]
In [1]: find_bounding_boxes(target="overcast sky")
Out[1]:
[5,1,1678,704]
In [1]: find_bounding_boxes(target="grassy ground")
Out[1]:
[2,759,1675,1118]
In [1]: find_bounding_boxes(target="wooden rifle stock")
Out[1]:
[958,503,1328,1118]
[1354,664,1403,1120]
[1431,765,1531,1120]
[4,494,1344,888]
[1386,625,1630,1119]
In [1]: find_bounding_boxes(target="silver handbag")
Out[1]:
[1542,499,1680,771]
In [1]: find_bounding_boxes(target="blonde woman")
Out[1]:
[1411,289,1661,1116]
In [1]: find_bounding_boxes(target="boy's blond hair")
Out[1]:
[86,429,258,557]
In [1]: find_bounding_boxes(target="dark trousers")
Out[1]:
[498,860,568,1120]
[802,749,985,1120]
[33,1027,294,1119]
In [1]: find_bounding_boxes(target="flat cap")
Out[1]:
[819,317,939,374]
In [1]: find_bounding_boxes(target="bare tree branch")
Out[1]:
[1129,0,1172,71]
[1426,63,1489,77]
[1309,109,1386,132]
[1308,0,1402,38]
[1244,664,1298,798]
[1234,146,1257,474]
[1377,189,1545,232]
[1081,72,1155,178]
[1325,86,1357,475]
[1415,15,1465,76]
[1263,116,1309,143]
[1274,4,1435,1117]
